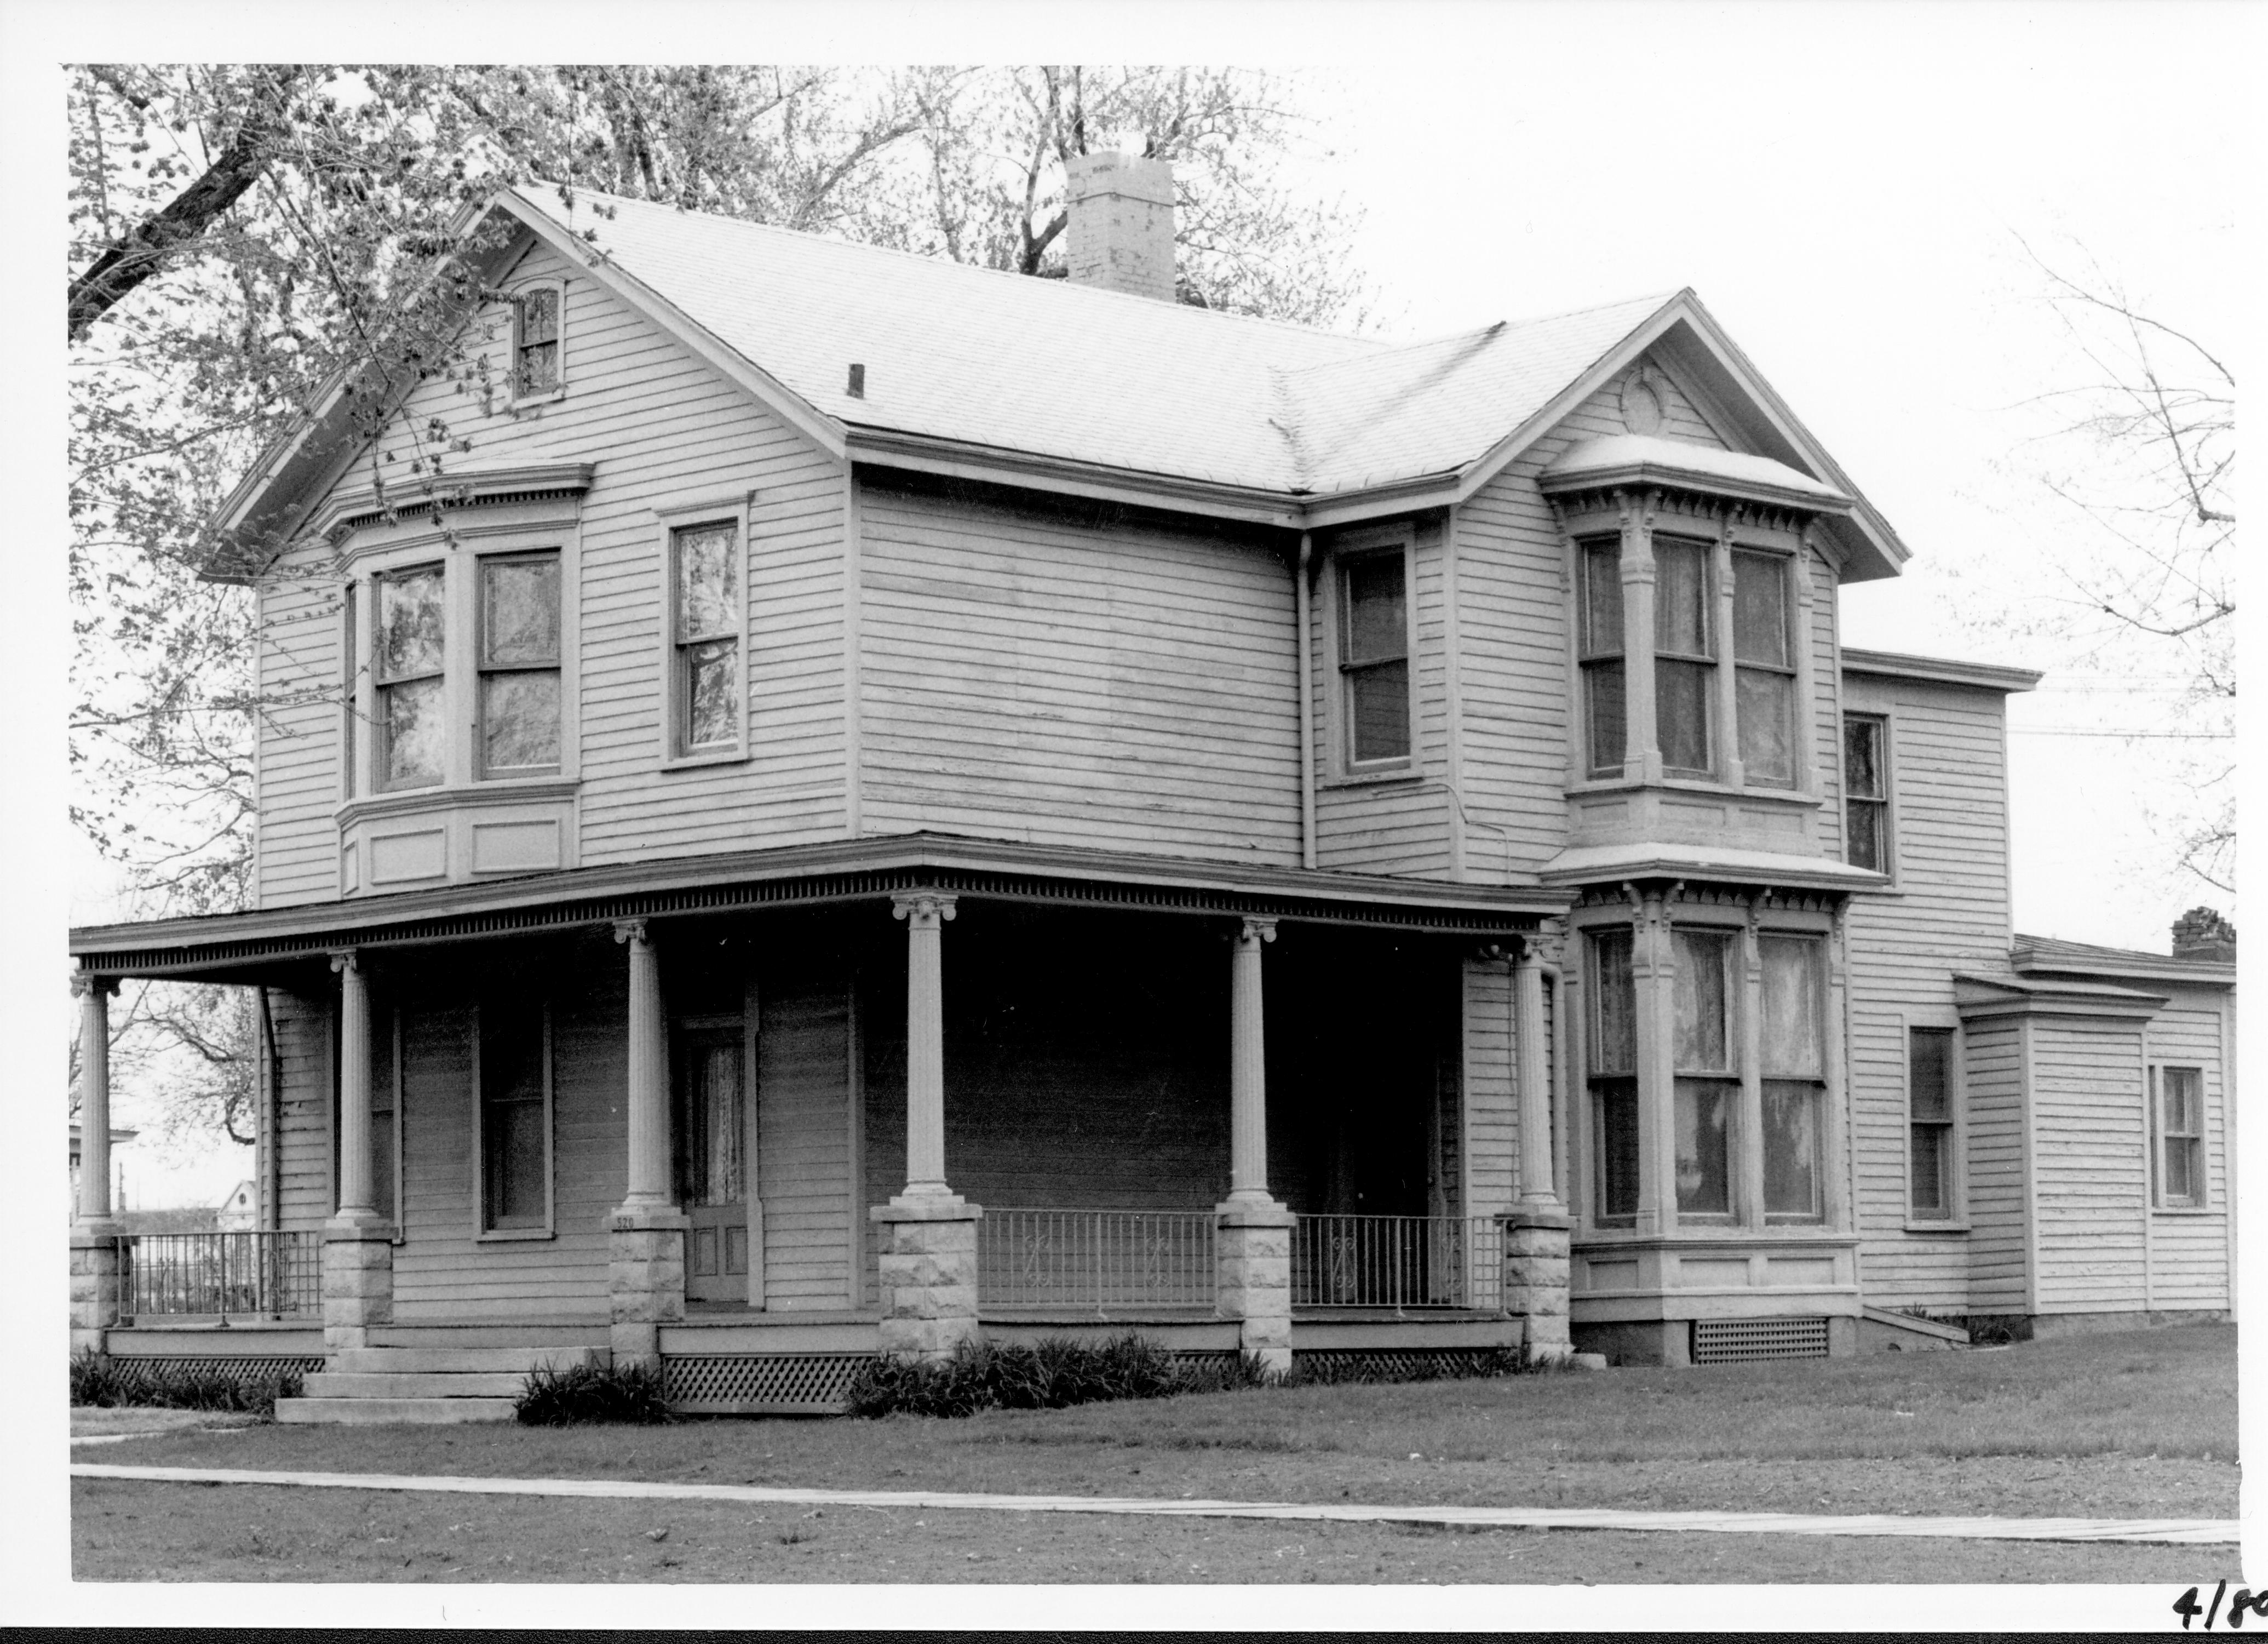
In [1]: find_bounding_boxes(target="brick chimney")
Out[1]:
[2171,906,2236,964]
[1064,151,1176,303]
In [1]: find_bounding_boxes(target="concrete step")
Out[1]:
[326,1346,605,1375]
[276,1396,520,1425]
[302,1371,534,1399]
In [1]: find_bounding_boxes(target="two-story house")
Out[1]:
[68,156,2235,1418]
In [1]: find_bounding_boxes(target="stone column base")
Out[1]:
[871,1195,983,1359]
[321,1219,397,1353]
[608,1204,690,1370]
[70,1229,124,1358]
[1216,1198,1296,1373]
[1501,1209,1572,1362]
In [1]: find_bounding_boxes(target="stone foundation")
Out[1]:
[1501,1210,1572,1361]
[871,1195,983,1359]
[320,1222,397,1353]
[1216,1200,1296,1372]
[607,1205,688,1370]
[70,1230,123,1357]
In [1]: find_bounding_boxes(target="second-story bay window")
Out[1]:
[375,565,446,791]
[479,554,562,776]
[1652,537,1715,777]
[1735,551,1797,787]
[1340,551,1411,765]
[1671,927,1735,1216]
[1580,540,1626,778]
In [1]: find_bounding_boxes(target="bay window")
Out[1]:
[1759,936,1824,1219]
[479,553,562,776]
[1652,538,1715,776]
[1670,927,1734,1216]
[1579,540,1626,778]
[1735,551,1798,787]
[375,566,446,791]
[1589,929,1640,1222]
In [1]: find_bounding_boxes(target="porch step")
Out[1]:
[302,1371,533,1399]
[275,1396,519,1425]
[326,1346,606,1375]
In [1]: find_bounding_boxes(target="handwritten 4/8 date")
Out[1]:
[2176,1583,2268,1629]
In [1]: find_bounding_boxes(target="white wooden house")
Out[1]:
[67,158,2235,1414]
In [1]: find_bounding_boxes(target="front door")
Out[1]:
[676,1019,759,1304]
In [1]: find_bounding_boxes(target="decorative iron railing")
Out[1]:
[122,1230,322,1320]
[977,1208,1217,1312]
[1291,1215,1503,1312]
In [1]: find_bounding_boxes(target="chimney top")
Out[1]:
[2171,906,2236,964]
[1064,151,1178,305]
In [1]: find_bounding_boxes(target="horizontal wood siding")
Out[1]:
[1961,1018,2029,1312]
[389,935,622,1321]
[271,987,334,1230]
[1840,673,2019,1312]
[2029,1018,2147,1311]
[1462,958,1517,1219]
[2146,995,2232,1308]
[857,475,1301,863]
[756,978,854,1309]
[254,559,345,908]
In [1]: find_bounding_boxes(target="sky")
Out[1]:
[44,7,2249,1211]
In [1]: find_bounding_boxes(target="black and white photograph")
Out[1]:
[10,0,2252,1626]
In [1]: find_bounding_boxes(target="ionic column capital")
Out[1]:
[892,891,958,927]
[1237,916,1277,946]
[328,948,362,976]
[612,918,650,947]
[70,972,119,999]
[1520,923,1566,970]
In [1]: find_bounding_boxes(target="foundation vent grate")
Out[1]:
[1691,1316,1830,1364]
[662,1353,869,1414]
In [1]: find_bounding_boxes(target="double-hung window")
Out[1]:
[374,566,446,791]
[1340,551,1411,766]
[1759,936,1825,1219]
[1670,927,1735,1216]
[478,990,552,1234]
[671,520,742,757]
[1845,714,1890,871]
[1907,1026,1956,1219]
[2155,1066,2206,1207]
[1589,929,1640,1222]
[515,285,561,397]
[1734,551,1798,787]
[1578,539,1626,778]
[1652,537,1715,776]
[478,553,562,777]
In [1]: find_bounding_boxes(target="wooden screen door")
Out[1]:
[676,1017,761,1304]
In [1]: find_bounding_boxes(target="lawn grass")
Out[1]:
[81,1324,2237,1527]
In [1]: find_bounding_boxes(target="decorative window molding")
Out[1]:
[2152,1064,2207,1209]
[474,990,555,1239]
[656,492,754,769]
[1319,527,1417,782]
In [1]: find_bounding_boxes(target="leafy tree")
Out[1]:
[67,64,1373,1150]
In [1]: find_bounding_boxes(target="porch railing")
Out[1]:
[977,1208,1217,1312]
[1291,1215,1503,1312]
[122,1230,322,1320]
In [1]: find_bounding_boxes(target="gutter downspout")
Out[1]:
[1296,532,1317,870]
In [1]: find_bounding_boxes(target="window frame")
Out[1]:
[1843,711,1894,877]
[1756,931,1828,1225]
[2152,1063,2208,1210]
[1668,923,1737,1222]
[655,494,753,769]
[1732,546,1801,791]
[1320,531,1419,781]
[1576,535,1627,781]
[1903,1018,1967,1230]
[1336,544,1415,772]
[509,279,567,404]
[371,562,449,793]
[472,990,555,1240]
[1650,534,1718,781]
[475,548,565,780]
[1586,925,1641,1227]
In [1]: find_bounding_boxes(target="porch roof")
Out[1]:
[68,831,1571,983]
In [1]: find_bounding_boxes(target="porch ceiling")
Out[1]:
[70,831,1571,982]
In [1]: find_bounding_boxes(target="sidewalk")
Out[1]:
[71,1462,2238,1546]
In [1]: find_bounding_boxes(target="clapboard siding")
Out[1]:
[857,475,1301,863]
[253,559,347,908]
[271,987,334,1230]
[756,979,855,1308]
[1840,672,2021,1311]
[253,238,851,914]
[1462,958,1518,1219]
[2146,996,2232,1308]
[1961,1019,2029,1311]
[2030,1019,2148,1310]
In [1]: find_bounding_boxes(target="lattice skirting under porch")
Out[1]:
[104,1354,325,1387]
[1290,1347,1521,1384]
[662,1353,872,1414]
[1691,1316,1831,1364]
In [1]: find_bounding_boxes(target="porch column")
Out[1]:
[1506,935,1572,1361]
[871,892,981,1359]
[70,974,122,1357]
[1216,917,1294,1373]
[321,950,393,1352]
[607,919,686,1371]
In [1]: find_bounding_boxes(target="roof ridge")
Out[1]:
[519,181,1389,350]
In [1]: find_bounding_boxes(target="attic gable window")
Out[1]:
[513,284,562,398]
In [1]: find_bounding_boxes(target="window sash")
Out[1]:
[1908,1027,1956,1218]
[672,522,742,755]
[1593,1076,1640,1221]
[1590,930,1637,1076]
[1910,1120,1952,1216]
[516,288,560,396]
[2158,1067,2205,1206]
[1584,658,1626,777]
[1762,1079,1823,1219]
[1737,666,1796,787]
[1673,1076,1734,1216]
[1671,928,1732,1075]
[1579,540,1623,660]
[1340,552,1410,765]
[375,566,446,792]
[478,554,562,776]
[1844,715,1886,798]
